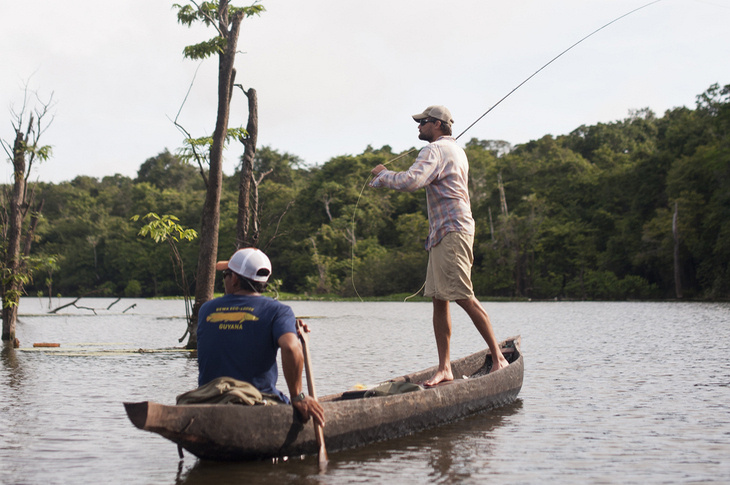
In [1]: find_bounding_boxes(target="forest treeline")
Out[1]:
[5,83,729,301]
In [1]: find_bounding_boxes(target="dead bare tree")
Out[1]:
[1,86,54,343]
[173,0,264,349]
[236,85,256,248]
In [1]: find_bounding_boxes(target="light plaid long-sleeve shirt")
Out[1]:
[370,136,475,250]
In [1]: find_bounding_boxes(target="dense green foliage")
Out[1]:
[10,84,730,301]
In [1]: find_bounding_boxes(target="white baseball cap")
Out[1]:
[215,248,272,282]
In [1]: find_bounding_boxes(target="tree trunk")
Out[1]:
[236,87,258,248]
[187,6,245,349]
[2,131,27,342]
[2,306,19,343]
[498,173,509,217]
[250,172,267,244]
[673,201,683,299]
[513,247,522,297]
[488,207,494,240]
[22,200,44,258]
[309,237,329,294]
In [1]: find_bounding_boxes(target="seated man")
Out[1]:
[196,247,325,426]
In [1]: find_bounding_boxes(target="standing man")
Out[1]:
[197,247,325,426]
[370,105,509,386]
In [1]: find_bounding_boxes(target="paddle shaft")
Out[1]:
[298,323,328,465]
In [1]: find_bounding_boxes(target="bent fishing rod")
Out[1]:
[350,0,666,300]
[454,0,664,141]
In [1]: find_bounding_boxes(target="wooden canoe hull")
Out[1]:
[124,336,522,461]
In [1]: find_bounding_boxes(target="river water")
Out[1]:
[1,298,729,484]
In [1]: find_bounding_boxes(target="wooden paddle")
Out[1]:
[297,320,328,467]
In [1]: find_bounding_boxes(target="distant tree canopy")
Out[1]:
[136,149,203,192]
[11,83,730,301]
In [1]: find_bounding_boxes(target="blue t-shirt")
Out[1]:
[197,294,297,402]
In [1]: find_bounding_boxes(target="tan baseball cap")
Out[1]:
[412,105,454,126]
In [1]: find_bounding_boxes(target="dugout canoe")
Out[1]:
[124,336,522,461]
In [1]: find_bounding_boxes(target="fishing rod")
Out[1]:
[455,0,665,141]
[350,0,666,300]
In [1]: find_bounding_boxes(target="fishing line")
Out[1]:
[349,0,665,301]
[349,150,416,302]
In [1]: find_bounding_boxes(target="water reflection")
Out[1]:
[336,400,524,484]
[423,401,523,483]
[1,344,22,387]
[174,401,523,485]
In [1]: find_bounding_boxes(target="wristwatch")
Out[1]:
[292,392,306,403]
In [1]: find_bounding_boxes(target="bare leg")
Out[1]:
[423,298,454,386]
[455,297,509,373]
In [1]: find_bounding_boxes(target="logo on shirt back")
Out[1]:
[206,311,259,330]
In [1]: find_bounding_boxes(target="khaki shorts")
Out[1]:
[424,232,475,301]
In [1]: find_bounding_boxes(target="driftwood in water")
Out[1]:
[49,297,89,314]
[49,292,131,315]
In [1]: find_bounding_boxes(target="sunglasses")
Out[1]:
[222,269,233,278]
[418,118,436,126]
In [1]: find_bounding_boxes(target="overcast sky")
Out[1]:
[2,0,729,184]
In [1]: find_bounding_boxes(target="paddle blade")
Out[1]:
[318,442,328,469]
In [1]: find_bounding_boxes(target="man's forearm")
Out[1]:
[280,337,304,398]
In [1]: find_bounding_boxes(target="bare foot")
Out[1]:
[423,369,454,387]
[489,354,510,373]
